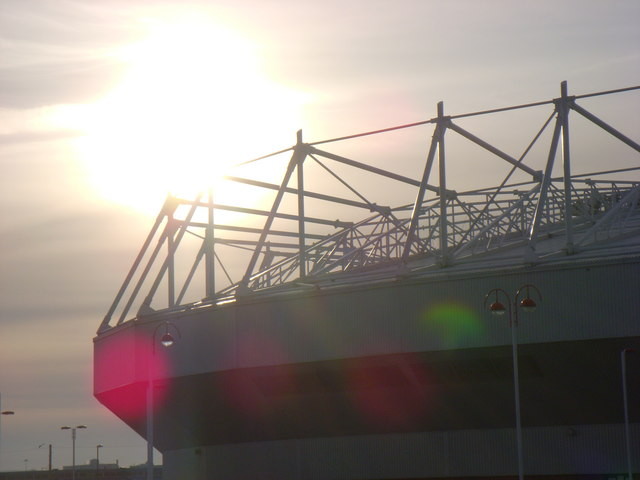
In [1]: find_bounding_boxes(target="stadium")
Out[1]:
[94,82,640,479]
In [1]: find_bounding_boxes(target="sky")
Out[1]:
[0,0,639,472]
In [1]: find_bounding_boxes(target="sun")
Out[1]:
[57,12,307,215]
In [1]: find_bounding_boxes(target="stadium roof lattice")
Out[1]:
[99,82,640,333]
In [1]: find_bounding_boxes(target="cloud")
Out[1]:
[0,128,83,145]
[0,209,152,320]
[0,0,140,108]
[0,0,139,50]
[0,58,127,109]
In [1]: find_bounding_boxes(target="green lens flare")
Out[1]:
[423,302,484,348]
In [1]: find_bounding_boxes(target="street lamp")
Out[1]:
[621,348,635,480]
[60,425,87,480]
[147,321,181,480]
[0,393,15,472]
[484,284,542,480]
[96,444,103,478]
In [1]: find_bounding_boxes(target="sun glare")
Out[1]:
[56,12,306,215]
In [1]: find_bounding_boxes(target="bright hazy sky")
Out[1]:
[1,0,639,471]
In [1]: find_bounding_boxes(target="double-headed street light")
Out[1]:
[147,321,181,480]
[61,425,87,480]
[484,284,542,480]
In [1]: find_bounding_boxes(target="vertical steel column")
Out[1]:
[167,218,175,308]
[296,130,307,277]
[205,189,216,299]
[560,81,574,253]
[437,102,449,264]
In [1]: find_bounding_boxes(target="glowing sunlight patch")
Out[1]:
[55,12,307,215]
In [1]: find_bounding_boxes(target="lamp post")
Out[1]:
[621,348,635,480]
[484,284,542,480]
[0,393,15,472]
[96,444,103,479]
[147,321,181,480]
[61,425,87,480]
[38,444,52,472]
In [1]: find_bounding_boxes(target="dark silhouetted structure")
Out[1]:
[94,82,640,479]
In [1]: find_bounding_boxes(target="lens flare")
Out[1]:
[345,353,436,429]
[94,329,172,422]
[422,302,484,349]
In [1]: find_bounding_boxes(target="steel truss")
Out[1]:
[99,82,640,332]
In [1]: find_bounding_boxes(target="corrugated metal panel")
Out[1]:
[164,258,639,373]
[163,423,640,479]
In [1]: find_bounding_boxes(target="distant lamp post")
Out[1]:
[147,321,181,480]
[38,444,52,472]
[484,284,542,480]
[621,348,635,480]
[61,425,87,480]
[0,393,15,472]
[96,444,103,479]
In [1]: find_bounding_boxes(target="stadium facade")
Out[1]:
[94,82,640,479]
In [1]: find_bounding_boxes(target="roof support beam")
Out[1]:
[447,121,541,179]
[99,196,175,331]
[185,200,352,228]
[223,176,373,210]
[402,123,440,261]
[569,101,640,153]
[529,110,562,244]
[140,196,203,316]
[308,145,453,196]
[240,132,307,291]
